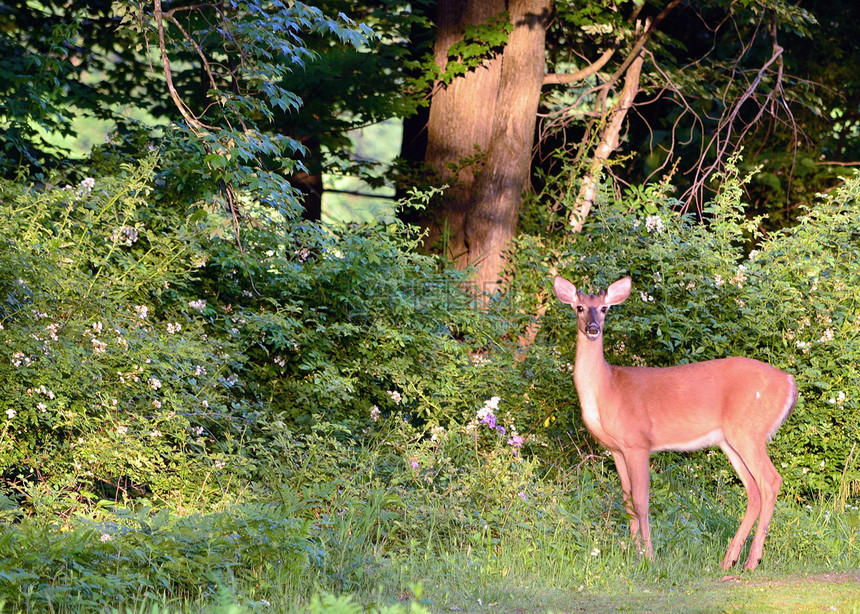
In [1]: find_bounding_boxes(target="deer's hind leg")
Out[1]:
[718,440,761,569]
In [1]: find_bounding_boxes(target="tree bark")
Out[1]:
[420,0,505,262]
[467,0,551,293]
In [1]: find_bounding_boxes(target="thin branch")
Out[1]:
[153,0,206,133]
[815,160,860,167]
[543,44,617,86]
[163,13,221,104]
[602,0,682,92]
[681,22,785,209]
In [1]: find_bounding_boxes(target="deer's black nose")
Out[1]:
[585,322,600,337]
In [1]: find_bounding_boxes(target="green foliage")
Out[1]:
[0,158,250,507]
[404,11,513,93]
[0,503,311,611]
[0,156,514,512]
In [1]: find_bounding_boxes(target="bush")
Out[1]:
[0,158,244,509]
[0,156,528,512]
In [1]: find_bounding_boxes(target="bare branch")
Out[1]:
[570,51,645,232]
[543,44,617,86]
[602,0,682,93]
[153,0,206,133]
[681,24,785,210]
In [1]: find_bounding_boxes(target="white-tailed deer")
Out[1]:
[553,275,797,571]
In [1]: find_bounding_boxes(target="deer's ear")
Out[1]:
[553,276,579,305]
[605,276,632,306]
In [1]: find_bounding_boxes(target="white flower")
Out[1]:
[167,322,182,334]
[274,355,286,367]
[214,460,226,469]
[92,321,103,334]
[591,547,601,557]
[117,425,128,435]
[110,226,139,246]
[729,264,747,287]
[639,291,654,303]
[37,403,47,412]
[91,338,107,354]
[149,377,162,390]
[194,365,206,376]
[188,299,207,312]
[134,305,149,319]
[221,373,239,387]
[46,322,60,341]
[99,533,112,543]
[5,408,16,419]
[11,352,31,367]
[828,391,846,405]
[370,406,380,421]
[387,390,402,404]
[80,177,95,191]
[153,400,162,409]
[149,429,161,438]
[645,215,664,233]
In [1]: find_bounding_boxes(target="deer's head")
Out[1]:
[553,276,632,340]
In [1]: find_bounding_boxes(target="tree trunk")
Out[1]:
[419,0,549,292]
[292,135,323,221]
[420,0,505,262]
[467,0,551,293]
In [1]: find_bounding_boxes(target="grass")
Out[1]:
[0,439,857,613]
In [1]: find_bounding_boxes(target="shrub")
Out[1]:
[0,158,245,509]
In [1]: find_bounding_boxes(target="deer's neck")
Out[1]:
[573,332,615,436]
[574,332,612,392]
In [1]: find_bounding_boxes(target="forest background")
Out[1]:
[0,0,859,612]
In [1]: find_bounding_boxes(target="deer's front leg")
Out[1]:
[624,448,653,560]
[611,451,639,545]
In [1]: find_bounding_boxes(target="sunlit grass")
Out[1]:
[0,437,857,613]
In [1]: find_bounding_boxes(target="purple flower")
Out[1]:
[507,435,524,451]
[480,413,496,429]
[411,460,419,469]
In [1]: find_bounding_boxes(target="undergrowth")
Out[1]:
[0,421,857,612]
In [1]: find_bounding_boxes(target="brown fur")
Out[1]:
[554,275,797,571]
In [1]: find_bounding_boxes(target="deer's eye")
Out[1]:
[576,305,584,313]
[600,306,608,313]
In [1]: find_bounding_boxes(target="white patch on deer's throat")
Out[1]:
[756,391,761,399]
[579,395,602,433]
